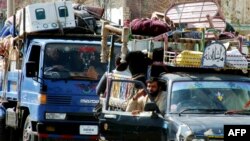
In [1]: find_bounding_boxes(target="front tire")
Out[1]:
[22,116,38,141]
[0,118,6,141]
[0,106,7,141]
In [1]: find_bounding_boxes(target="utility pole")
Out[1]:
[7,0,15,18]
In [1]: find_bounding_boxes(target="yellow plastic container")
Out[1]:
[175,50,203,67]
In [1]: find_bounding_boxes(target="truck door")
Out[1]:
[99,77,168,141]
[20,44,42,119]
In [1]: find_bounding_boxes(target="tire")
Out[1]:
[0,106,6,141]
[0,118,6,141]
[9,128,19,141]
[22,116,38,141]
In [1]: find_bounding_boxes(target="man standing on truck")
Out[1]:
[96,55,131,96]
[126,77,166,115]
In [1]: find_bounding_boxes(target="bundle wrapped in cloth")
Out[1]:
[130,17,171,36]
[226,49,248,70]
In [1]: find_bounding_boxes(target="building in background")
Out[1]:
[84,0,250,34]
[220,0,250,34]
[84,0,170,26]
[1,0,250,34]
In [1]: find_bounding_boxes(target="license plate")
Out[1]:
[79,125,98,135]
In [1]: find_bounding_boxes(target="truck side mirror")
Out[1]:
[26,61,37,77]
[144,102,160,113]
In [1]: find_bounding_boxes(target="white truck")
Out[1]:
[96,18,250,141]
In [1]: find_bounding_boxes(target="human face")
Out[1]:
[147,81,159,97]
[46,48,59,60]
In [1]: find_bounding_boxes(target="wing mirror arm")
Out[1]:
[144,102,160,118]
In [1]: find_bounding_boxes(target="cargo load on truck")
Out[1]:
[96,1,250,141]
[0,1,104,39]
[0,1,118,141]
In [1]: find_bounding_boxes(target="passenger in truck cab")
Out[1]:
[44,47,66,72]
[126,77,167,115]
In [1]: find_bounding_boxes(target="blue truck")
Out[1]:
[0,2,120,141]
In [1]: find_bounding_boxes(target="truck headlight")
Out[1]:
[45,113,66,120]
[191,139,205,141]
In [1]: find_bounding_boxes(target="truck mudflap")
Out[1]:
[99,112,168,141]
[36,122,99,141]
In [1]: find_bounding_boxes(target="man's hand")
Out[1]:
[133,89,146,101]
[131,110,141,115]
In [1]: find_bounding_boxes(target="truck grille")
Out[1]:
[47,96,72,105]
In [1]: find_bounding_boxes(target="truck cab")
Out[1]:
[0,33,121,141]
[0,1,120,141]
[100,68,250,141]
[161,70,250,141]
[97,20,250,141]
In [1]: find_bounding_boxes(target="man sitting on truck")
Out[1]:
[126,77,167,115]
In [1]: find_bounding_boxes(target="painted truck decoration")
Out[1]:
[202,42,226,68]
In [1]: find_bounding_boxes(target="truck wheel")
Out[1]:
[22,116,38,141]
[0,106,6,141]
[0,119,6,140]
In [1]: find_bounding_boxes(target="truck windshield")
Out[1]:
[43,43,108,80]
[170,81,250,113]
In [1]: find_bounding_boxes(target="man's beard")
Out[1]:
[149,90,159,97]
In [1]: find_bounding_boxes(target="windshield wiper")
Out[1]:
[178,109,227,116]
[224,110,250,115]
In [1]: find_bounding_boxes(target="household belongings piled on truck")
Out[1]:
[0,1,104,38]
[0,1,104,57]
[98,1,249,107]
[0,1,75,65]
[102,0,250,74]
[97,1,250,140]
[100,21,250,112]
[0,1,75,39]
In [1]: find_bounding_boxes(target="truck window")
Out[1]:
[170,81,250,112]
[43,43,114,80]
[28,45,41,73]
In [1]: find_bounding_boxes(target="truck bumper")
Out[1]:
[36,122,99,141]
[99,118,168,141]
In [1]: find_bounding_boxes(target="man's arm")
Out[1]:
[126,89,145,112]
[126,98,139,112]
